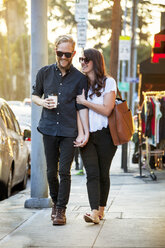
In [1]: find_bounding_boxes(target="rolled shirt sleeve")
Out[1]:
[32,66,48,97]
[76,76,88,110]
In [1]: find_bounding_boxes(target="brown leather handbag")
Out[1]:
[108,89,134,146]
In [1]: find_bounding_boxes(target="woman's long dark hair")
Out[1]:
[84,48,107,98]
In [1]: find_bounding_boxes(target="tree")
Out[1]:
[109,0,122,81]
[48,0,164,76]
[0,0,30,100]
[48,0,113,48]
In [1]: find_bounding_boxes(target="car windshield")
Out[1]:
[9,105,31,130]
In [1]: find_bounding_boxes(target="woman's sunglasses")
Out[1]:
[79,57,90,64]
[56,51,74,58]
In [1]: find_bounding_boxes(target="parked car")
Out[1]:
[0,98,30,200]
[23,98,31,107]
[8,104,31,176]
[7,100,23,107]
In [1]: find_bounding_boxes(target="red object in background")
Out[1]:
[152,30,165,63]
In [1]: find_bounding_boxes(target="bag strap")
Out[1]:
[117,87,122,100]
[104,76,122,100]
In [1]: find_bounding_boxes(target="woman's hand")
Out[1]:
[74,134,84,146]
[76,89,87,105]
[74,132,89,147]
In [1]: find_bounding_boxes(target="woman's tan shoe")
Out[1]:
[98,206,105,220]
[83,213,100,224]
[99,212,105,220]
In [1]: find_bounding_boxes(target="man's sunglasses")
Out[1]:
[56,51,74,58]
[79,57,90,64]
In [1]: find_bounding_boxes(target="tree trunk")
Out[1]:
[0,34,7,98]
[109,0,122,82]
[5,1,13,99]
[20,35,28,97]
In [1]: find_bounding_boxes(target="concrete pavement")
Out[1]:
[0,144,165,248]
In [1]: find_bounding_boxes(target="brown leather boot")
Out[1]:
[51,203,56,220]
[53,208,66,225]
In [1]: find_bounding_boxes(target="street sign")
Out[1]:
[126,77,139,83]
[77,22,87,48]
[119,36,131,61]
[118,82,130,92]
[75,0,88,22]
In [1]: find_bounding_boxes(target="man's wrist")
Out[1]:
[39,98,44,106]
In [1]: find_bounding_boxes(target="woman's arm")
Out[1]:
[76,111,85,142]
[74,109,89,147]
[76,89,116,117]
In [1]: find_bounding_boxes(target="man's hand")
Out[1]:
[32,95,56,109]
[42,98,56,109]
[74,134,84,147]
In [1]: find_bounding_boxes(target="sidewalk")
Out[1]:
[0,145,165,248]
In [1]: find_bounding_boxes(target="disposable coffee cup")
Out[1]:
[48,94,58,108]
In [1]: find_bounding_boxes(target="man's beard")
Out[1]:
[57,59,72,71]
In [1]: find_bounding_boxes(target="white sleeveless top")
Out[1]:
[88,77,117,132]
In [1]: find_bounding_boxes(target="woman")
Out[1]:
[75,48,117,224]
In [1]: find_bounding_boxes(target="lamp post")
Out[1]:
[25,0,51,209]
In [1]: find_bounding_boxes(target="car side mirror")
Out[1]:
[23,129,31,141]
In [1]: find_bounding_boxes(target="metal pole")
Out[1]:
[130,0,139,116]
[121,0,127,100]
[25,0,51,208]
[121,0,128,172]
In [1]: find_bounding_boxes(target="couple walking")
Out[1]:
[32,35,117,225]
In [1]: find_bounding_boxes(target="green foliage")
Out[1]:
[48,41,56,65]
[0,0,29,100]
[102,43,151,74]
[137,44,152,64]
[48,0,113,46]
[48,0,76,32]
[102,45,111,74]
[48,0,165,48]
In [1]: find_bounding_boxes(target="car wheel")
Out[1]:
[0,181,7,200]
[27,155,31,177]
[19,162,28,190]
[7,168,13,198]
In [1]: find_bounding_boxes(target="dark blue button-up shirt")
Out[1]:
[32,63,88,137]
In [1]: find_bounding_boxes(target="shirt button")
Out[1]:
[59,92,61,95]
[59,73,62,76]
[57,122,59,124]
[60,83,62,86]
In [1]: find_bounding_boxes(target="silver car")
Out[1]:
[8,103,31,176]
[0,98,29,200]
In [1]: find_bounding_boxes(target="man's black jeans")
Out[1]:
[43,135,75,208]
[80,127,117,210]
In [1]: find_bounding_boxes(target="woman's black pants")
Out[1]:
[80,127,117,210]
[43,135,75,209]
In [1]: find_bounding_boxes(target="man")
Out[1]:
[32,35,89,225]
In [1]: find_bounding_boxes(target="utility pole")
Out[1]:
[130,0,139,116]
[121,0,128,173]
[25,0,51,208]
